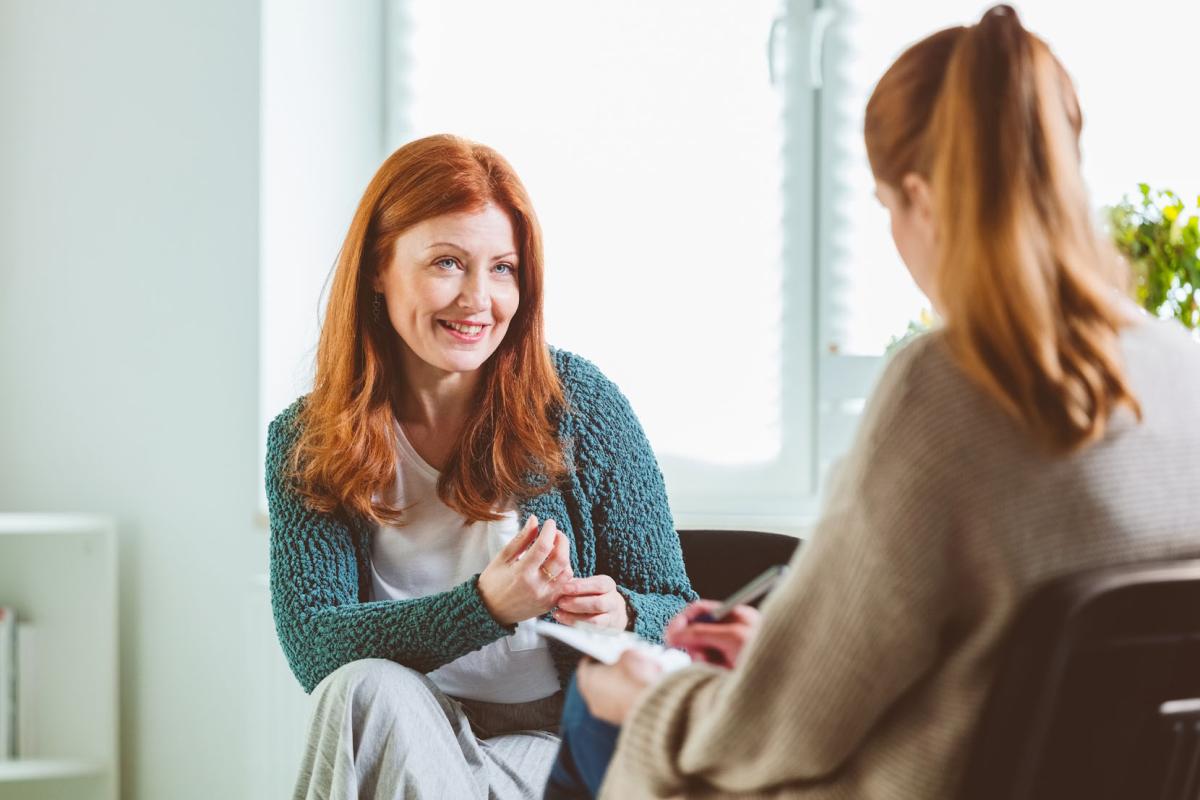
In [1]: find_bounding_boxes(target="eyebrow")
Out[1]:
[424,243,518,262]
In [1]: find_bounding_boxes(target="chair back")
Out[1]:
[677,529,799,604]
[960,558,1200,800]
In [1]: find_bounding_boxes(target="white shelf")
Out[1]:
[0,758,106,781]
[0,514,115,537]
[0,513,118,800]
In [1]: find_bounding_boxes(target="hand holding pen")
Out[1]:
[663,565,788,669]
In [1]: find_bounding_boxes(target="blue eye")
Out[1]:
[435,257,459,271]
[494,262,516,275]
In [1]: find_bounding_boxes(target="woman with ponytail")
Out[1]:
[553,7,1200,798]
[266,134,695,799]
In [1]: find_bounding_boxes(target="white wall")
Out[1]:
[260,0,385,496]
[0,1,261,797]
[253,1,387,794]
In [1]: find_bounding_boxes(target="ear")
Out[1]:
[901,173,938,246]
[370,268,385,294]
[901,173,933,222]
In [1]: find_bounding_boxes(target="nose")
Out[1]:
[457,269,488,312]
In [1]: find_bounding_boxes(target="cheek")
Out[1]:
[890,215,931,289]
[394,276,448,319]
[890,216,914,262]
[494,285,520,324]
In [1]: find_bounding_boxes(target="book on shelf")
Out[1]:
[16,622,35,758]
[0,606,14,759]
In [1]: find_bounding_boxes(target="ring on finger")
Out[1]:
[541,565,559,582]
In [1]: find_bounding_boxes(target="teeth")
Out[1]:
[444,321,484,335]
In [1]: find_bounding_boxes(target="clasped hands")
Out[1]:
[480,516,764,726]
[478,514,628,631]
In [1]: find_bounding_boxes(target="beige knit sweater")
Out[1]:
[601,318,1200,799]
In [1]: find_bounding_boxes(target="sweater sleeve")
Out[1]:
[601,337,964,797]
[266,402,512,693]
[560,353,698,642]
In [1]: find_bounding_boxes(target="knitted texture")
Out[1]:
[267,348,697,693]
[601,319,1200,799]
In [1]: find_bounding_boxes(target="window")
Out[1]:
[816,0,1200,474]
[387,0,819,529]
[261,0,1200,531]
[820,0,1200,355]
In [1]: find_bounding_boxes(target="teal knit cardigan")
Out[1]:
[267,349,697,693]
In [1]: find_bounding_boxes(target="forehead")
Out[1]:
[406,203,516,250]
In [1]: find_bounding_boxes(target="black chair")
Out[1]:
[677,529,800,604]
[959,558,1200,800]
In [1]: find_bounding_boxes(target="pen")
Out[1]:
[693,564,789,623]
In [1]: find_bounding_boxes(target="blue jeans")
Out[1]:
[544,675,621,799]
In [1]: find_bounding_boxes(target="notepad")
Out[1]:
[533,620,693,673]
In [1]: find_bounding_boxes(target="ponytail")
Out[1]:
[869,5,1140,452]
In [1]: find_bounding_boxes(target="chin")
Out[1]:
[435,348,496,374]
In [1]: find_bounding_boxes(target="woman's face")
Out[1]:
[876,176,940,312]
[374,202,521,378]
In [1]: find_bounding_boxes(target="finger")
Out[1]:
[575,657,597,696]
[669,625,752,662]
[682,645,731,667]
[524,518,558,564]
[541,530,571,578]
[723,604,762,626]
[664,600,721,646]
[575,657,620,714]
[664,614,691,646]
[501,515,539,561]
[560,574,617,597]
[555,592,615,615]
[554,609,616,628]
[675,637,737,668]
[617,649,664,682]
[670,621,753,643]
[684,599,722,619]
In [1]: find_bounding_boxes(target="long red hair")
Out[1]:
[865,5,1140,452]
[291,134,567,524]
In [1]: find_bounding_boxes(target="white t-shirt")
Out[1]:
[369,422,561,703]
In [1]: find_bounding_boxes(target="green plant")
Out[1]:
[885,308,936,357]
[1107,184,1200,331]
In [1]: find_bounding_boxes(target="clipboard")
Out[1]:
[532,620,692,673]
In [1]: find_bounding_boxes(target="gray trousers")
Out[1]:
[294,659,564,800]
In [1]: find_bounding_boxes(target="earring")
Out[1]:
[372,292,383,323]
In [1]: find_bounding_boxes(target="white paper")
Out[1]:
[532,621,692,673]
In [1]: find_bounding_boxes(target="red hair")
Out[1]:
[291,134,567,524]
[865,6,1140,452]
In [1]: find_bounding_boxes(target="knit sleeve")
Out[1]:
[558,352,698,641]
[266,401,512,693]
[601,337,964,797]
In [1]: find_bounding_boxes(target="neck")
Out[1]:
[395,346,483,434]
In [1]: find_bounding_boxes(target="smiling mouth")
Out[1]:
[438,320,488,336]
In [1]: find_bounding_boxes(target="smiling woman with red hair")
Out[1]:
[265,134,695,799]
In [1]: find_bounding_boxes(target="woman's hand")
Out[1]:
[554,574,629,630]
[577,650,663,725]
[478,515,574,626]
[664,600,761,669]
